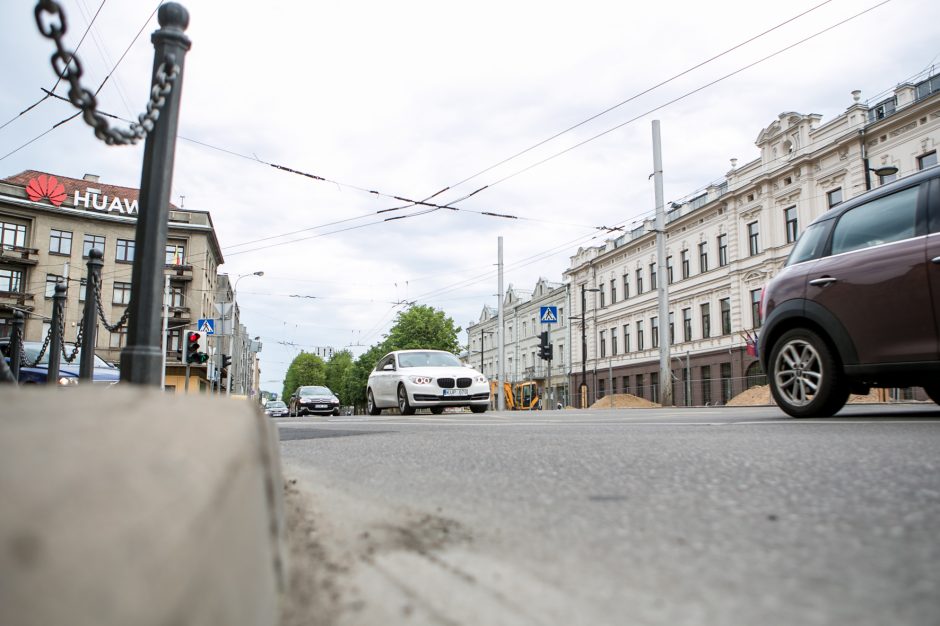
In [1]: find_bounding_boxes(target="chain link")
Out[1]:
[61,312,84,363]
[34,0,179,146]
[19,323,52,368]
[93,273,131,332]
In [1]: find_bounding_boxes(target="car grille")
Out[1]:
[437,378,455,388]
[457,377,472,388]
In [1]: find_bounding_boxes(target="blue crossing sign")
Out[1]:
[539,306,558,324]
[197,318,216,335]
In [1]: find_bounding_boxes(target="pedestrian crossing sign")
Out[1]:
[539,306,558,324]
[197,318,216,335]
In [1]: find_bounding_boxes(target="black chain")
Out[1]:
[92,273,131,332]
[19,323,52,368]
[60,312,84,363]
[34,0,179,146]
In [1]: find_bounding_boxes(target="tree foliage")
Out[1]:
[281,352,326,401]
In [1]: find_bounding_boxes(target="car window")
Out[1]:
[398,351,461,368]
[268,401,286,408]
[299,386,331,396]
[830,186,919,255]
[786,222,829,266]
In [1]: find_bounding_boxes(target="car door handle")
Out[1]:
[809,277,837,286]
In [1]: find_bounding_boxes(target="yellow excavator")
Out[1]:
[489,380,542,410]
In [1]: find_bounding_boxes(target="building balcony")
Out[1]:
[0,290,34,309]
[0,245,40,266]
[164,263,193,282]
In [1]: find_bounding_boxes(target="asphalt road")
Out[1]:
[276,404,940,626]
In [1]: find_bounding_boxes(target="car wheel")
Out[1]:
[367,389,381,415]
[923,384,940,406]
[332,408,340,416]
[470,405,487,414]
[398,385,415,415]
[430,406,445,415]
[768,328,849,418]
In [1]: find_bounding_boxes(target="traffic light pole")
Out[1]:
[546,323,552,410]
[184,331,192,392]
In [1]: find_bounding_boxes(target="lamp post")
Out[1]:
[864,163,899,190]
[479,329,495,374]
[227,270,263,396]
[580,284,600,408]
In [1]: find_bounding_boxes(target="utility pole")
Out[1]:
[580,283,600,408]
[652,120,673,406]
[497,237,505,411]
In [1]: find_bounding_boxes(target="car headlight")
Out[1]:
[474,375,486,383]
[409,376,433,385]
[57,376,78,386]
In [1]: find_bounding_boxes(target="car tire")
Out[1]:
[768,328,849,418]
[367,389,382,415]
[430,406,445,415]
[398,385,415,415]
[923,384,940,407]
[470,405,487,414]
[332,408,340,416]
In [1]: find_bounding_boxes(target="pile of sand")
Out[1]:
[726,384,885,406]
[590,393,661,409]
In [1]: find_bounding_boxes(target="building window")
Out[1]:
[747,221,760,256]
[650,372,659,404]
[784,207,798,244]
[79,277,87,302]
[622,275,630,299]
[168,329,182,354]
[113,281,132,305]
[698,242,708,273]
[720,363,733,404]
[623,324,630,352]
[611,376,618,395]
[680,249,690,279]
[116,239,135,262]
[682,308,692,342]
[83,234,105,257]
[918,151,937,170]
[170,284,184,308]
[610,279,617,305]
[649,263,657,290]
[599,330,606,358]
[666,256,674,284]
[717,234,728,267]
[1,268,23,293]
[701,365,712,405]
[45,274,65,298]
[637,321,644,351]
[622,376,630,396]
[701,303,711,338]
[599,287,605,308]
[1,221,27,248]
[827,188,843,208]
[109,328,127,349]
[651,316,659,349]
[750,289,762,328]
[636,269,644,294]
[720,298,732,335]
[611,327,618,355]
[598,377,606,399]
[636,374,645,399]
[879,170,897,185]
[166,243,185,265]
[49,229,72,255]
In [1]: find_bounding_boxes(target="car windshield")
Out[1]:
[397,351,462,368]
[299,386,332,396]
[20,344,113,368]
[267,401,286,408]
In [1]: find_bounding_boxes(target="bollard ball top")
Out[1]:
[158,3,190,31]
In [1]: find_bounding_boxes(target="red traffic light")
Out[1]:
[187,331,201,343]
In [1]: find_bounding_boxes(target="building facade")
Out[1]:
[0,169,257,393]
[566,74,939,406]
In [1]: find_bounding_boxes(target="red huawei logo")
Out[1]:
[26,174,67,207]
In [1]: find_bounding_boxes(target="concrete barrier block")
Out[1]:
[0,386,285,626]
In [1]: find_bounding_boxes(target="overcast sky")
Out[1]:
[2,0,938,394]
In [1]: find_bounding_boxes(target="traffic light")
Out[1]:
[221,354,232,370]
[185,331,209,364]
[538,331,551,361]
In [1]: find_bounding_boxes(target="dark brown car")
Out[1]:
[759,166,940,417]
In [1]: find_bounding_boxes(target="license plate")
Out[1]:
[315,404,328,409]
[442,389,468,396]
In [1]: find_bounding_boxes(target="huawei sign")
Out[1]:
[26,174,67,207]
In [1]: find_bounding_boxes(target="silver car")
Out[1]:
[366,349,490,415]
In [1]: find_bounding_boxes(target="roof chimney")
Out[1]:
[83,174,99,183]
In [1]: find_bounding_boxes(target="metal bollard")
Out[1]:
[80,249,103,380]
[9,311,24,381]
[47,282,66,385]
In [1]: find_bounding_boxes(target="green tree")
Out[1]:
[281,352,326,400]
[324,350,354,404]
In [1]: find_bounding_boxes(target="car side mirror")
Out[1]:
[383,363,395,371]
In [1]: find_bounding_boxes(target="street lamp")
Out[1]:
[227,271,263,396]
[864,164,899,190]
[580,284,600,408]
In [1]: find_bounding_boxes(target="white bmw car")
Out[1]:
[366,349,490,415]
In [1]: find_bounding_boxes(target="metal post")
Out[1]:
[160,274,169,389]
[184,330,191,393]
[120,4,191,386]
[581,284,587,408]
[546,322,552,410]
[226,306,234,396]
[652,120,673,406]
[10,311,24,380]
[47,282,66,385]
[497,236,505,411]
[80,249,103,380]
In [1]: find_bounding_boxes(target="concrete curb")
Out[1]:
[0,386,285,626]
